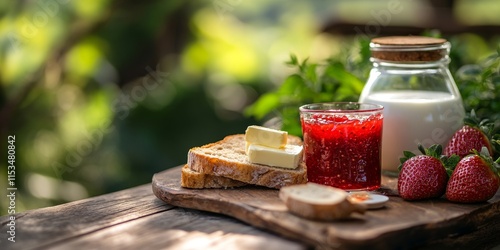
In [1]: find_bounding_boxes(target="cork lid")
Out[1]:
[370,36,449,62]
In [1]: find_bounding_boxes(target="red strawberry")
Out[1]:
[398,145,458,201]
[445,110,500,158]
[446,147,500,203]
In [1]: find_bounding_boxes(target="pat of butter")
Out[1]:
[245,125,287,149]
[247,144,303,169]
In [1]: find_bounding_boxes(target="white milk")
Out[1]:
[360,90,464,173]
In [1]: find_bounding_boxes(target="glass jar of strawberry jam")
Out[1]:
[359,36,465,175]
[300,102,383,191]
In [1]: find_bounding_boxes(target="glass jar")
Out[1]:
[359,36,465,175]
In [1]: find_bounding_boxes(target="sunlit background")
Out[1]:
[1,0,499,213]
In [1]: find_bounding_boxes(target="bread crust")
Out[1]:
[181,165,246,189]
[187,134,307,189]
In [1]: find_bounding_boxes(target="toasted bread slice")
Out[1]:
[181,165,246,189]
[187,134,306,189]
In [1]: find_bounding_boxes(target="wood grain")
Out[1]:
[0,167,308,250]
[0,184,171,250]
[47,207,308,250]
[153,167,500,249]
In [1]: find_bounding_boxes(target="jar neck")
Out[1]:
[371,57,450,69]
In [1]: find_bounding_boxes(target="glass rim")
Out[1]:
[299,102,383,113]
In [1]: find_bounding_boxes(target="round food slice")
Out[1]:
[348,192,389,209]
[279,183,366,221]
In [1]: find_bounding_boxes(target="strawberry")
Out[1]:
[444,110,500,158]
[446,147,500,203]
[398,144,459,201]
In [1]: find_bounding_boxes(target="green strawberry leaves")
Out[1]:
[418,144,442,158]
[441,154,460,177]
[463,109,481,127]
[495,157,500,177]
[398,144,460,175]
[464,109,500,157]
[473,146,500,177]
[464,109,493,137]
[398,151,416,171]
[492,134,500,157]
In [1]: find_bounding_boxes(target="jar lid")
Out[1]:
[370,36,449,62]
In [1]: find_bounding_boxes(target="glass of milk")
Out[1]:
[359,36,465,175]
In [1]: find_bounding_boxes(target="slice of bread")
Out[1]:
[187,134,307,189]
[279,183,366,221]
[181,164,246,189]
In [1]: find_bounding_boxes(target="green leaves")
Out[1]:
[399,144,460,176]
[323,62,365,97]
[455,52,500,138]
[442,154,460,177]
[472,147,500,176]
[492,134,500,157]
[244,93,280,120]
[246,49,365,136]
[247,36,500,143]
[398,151,416,171]
[399,144,443,170]
[278,74,311,96]
[419,144,442,158]
[462,109,500,157]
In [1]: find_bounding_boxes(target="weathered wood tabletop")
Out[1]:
[1,166,499,250]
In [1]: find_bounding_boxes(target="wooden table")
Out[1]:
[1,166,499,250]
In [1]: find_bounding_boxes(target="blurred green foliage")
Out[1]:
[455,51,500,129]
[0,0,259,212]
[247,35,500,153]
[245,44,369,136]
[1,0,500,214]
[0,0,344,213]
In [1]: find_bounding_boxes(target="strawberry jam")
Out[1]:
[300,103,383,191]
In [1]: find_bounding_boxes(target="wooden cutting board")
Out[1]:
[152,167,500,249]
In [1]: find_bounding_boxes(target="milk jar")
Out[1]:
[359,36,465,175]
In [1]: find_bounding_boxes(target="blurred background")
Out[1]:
[1,0,499,213]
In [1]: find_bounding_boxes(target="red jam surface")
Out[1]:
[301,113,383,190]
